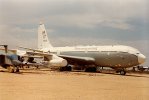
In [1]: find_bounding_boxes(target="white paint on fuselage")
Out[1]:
[42,45,140,56]
[41,45,146,66]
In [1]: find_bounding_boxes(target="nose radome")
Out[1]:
[138,54,146,64]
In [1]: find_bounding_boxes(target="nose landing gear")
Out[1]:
[119,70,126,75]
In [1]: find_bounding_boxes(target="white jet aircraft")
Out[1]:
[21,23,146,75]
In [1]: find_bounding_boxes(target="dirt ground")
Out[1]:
[0,68,149,100]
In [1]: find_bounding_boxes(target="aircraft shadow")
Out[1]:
[125,74,149,78]
[1,68,149,78]
[0,69,46,75]
[99,71,149,78]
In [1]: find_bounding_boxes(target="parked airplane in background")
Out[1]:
[0,46,46,73]
[0,45,22,73]
[20,23,146,75]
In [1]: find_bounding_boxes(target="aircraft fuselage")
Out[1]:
[48,45,145,68]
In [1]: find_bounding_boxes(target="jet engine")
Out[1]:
[48,54,68,67]
[49,57,67,67]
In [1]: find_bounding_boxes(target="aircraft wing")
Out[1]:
[22,55,44,58]
[25,51,53,61]
[19,46,44,53]
[59,55,95,65]
[26,51,52,57]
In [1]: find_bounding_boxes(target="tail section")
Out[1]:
[38,23,53,51]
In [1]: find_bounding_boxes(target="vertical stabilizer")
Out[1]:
[38,23,53,50]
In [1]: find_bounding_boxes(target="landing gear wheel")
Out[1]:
[120,70,126,75]
[14,67,20,73]
[59,66,72,71]
[7,66,14,73]
[66,66,72,71]
[85,67,97,72]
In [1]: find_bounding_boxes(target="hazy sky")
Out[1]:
[0,0,149,65]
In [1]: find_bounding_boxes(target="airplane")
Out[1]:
[20,23,146,75]
[0,45,46,72]
[14,49,51,69]
[0,45,22,73]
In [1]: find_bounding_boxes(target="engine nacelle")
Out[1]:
[49,58,67,67]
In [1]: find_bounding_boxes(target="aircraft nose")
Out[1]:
[138,54,146,64]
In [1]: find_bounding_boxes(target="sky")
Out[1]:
[0,0,149,65]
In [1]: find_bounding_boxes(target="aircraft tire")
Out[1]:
[59,66,72,71]
[120,70,126,75]
[85,67,97,72]
[92,67,97,72]
[14,67,20,73]
[7,66,14,73]
[66,66,72,71]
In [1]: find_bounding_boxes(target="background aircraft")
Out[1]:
[0,45,22,73]
[0,45,46,72]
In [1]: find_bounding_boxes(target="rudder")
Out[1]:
[38,23,53,50]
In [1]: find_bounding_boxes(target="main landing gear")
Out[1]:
[116,69,126,75]
[119,70,126,75]
[59,65,72,71]
[7,66,19,73]
[85,67,97,72]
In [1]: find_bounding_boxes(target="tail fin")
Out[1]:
[38,23,53,50]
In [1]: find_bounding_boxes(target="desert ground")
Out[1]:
[0,67,149,100]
